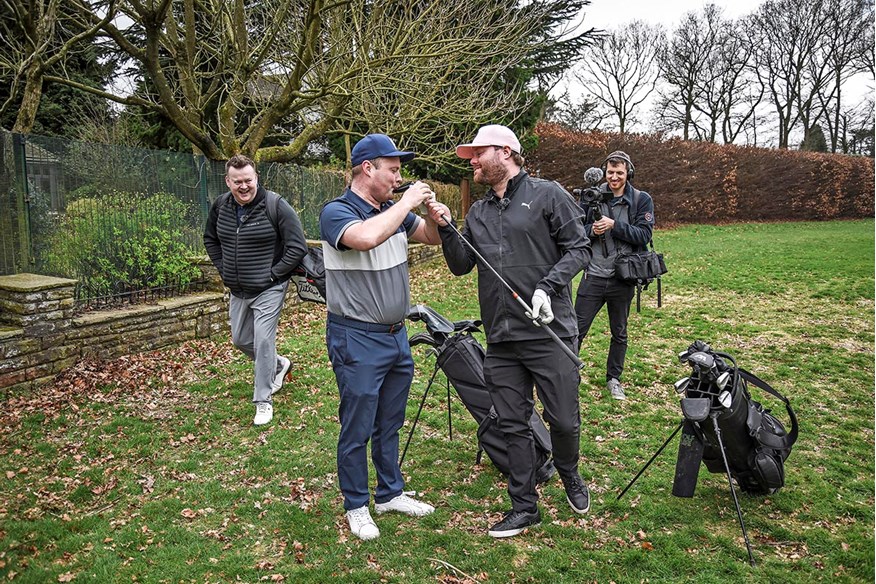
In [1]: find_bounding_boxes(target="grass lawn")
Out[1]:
[1,219,873,583]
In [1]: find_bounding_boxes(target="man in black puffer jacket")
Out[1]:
[204,155,307,426]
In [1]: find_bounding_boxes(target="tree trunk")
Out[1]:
[12,60,44,134]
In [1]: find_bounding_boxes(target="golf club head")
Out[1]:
[674,377,690,394]
[716,371,731,390]
[407,304,454,335]
[687,352,716,376]
[718,390,733,409]
[409,331,439,348]
[453,319,482,333]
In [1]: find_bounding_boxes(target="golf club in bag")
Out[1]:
[400,304,556,485]
[617,340,799,566]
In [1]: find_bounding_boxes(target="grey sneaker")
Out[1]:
[271,355,292,395]
[607,378,626,400]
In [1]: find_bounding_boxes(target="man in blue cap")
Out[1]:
[320,134,452,540]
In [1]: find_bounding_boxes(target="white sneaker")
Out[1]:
[346,506,380,540]
[271,356,292,395]
[375,493,435,517]
[253,402,273,426]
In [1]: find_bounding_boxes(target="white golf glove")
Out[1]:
[526,289,553,326]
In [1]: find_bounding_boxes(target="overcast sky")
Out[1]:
[578,0,764,29]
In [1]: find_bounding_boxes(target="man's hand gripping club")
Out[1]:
[525,289,554,326]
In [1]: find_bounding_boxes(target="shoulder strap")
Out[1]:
[264,191,281,232]
[738,367,799,450]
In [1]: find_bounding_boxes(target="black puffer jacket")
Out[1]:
[439,171,591,343]
[203,186,307,298]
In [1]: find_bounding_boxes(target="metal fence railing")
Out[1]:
[0,130,346,308]
[1,129,462,310]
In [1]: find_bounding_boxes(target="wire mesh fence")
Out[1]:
[1,130,461,311]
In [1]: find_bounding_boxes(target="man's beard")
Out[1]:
[474,162,504,186]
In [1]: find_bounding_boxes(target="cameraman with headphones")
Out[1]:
[574,151,654,401]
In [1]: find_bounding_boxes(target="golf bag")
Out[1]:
[408,305,555,483]
[672,341,798,497]
[289,246,326,304]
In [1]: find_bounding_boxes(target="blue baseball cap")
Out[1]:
[351,134,416,167]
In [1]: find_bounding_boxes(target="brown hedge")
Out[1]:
[528,122,874,225]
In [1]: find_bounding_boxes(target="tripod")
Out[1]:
[617,408,757,567]
[399,355,454,469]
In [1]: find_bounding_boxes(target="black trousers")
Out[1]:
[575,275,636,381]
[483,338,581,513]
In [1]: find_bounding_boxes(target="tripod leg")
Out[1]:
[711,416,757,567]
[399,362,440,469]
[617,420,684,500]
[446,377,453,441]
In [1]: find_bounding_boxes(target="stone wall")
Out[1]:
[0,273,227,394]
[0,243,441,394]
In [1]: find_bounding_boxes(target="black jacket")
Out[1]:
[203,185,307,298]
[439,171,591,343]
[582,182,654,279]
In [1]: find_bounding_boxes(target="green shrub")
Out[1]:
[40,191,200,300]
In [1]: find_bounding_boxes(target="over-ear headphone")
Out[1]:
[602,150,635,181]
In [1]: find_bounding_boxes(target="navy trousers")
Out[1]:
[326,319,413,511]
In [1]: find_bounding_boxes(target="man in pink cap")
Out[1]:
[438,124,593,537]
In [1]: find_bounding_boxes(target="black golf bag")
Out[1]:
[408,305,555,483]
[672,341,799,497]
[289,246,326,304]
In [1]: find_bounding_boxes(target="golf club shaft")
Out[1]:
[439,213,583,369]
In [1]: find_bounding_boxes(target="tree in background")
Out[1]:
[0,0,115,135]
[567,20,664,134]
[13,0,584,163]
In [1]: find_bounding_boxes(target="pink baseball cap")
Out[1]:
[456,125,522,159]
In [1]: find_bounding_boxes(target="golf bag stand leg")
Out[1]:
[617,419,684,500]
[400,361,442,469]
[446,377,452,441]
[711,414,757,567]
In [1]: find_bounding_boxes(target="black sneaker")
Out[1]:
[488,509,541,538]
[535,458,556,485]
[561,473,591,514]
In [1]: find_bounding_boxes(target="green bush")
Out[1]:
[40,191,200,299]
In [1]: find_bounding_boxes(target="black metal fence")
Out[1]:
[1,130,463,310]
[0,129,346,308]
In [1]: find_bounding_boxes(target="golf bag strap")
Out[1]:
[738,367,799,450]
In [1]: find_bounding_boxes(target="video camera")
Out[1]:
[572,167,610,215]
[573,167,610,254]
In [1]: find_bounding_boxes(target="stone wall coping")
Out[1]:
[0,326,24,341]
[73,292,225,327]
[0,273,78,292]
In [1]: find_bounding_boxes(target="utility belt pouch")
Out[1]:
[614,247,667,283]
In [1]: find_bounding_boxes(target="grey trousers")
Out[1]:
[229,282,287,404]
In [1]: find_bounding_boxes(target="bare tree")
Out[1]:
[572,20,664,134]
[816,0,874,152]
[745,0,836,148]
[0,0,115,133]
[17,0,569,161]
[654,5,722,140]
[545,88,610,132]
